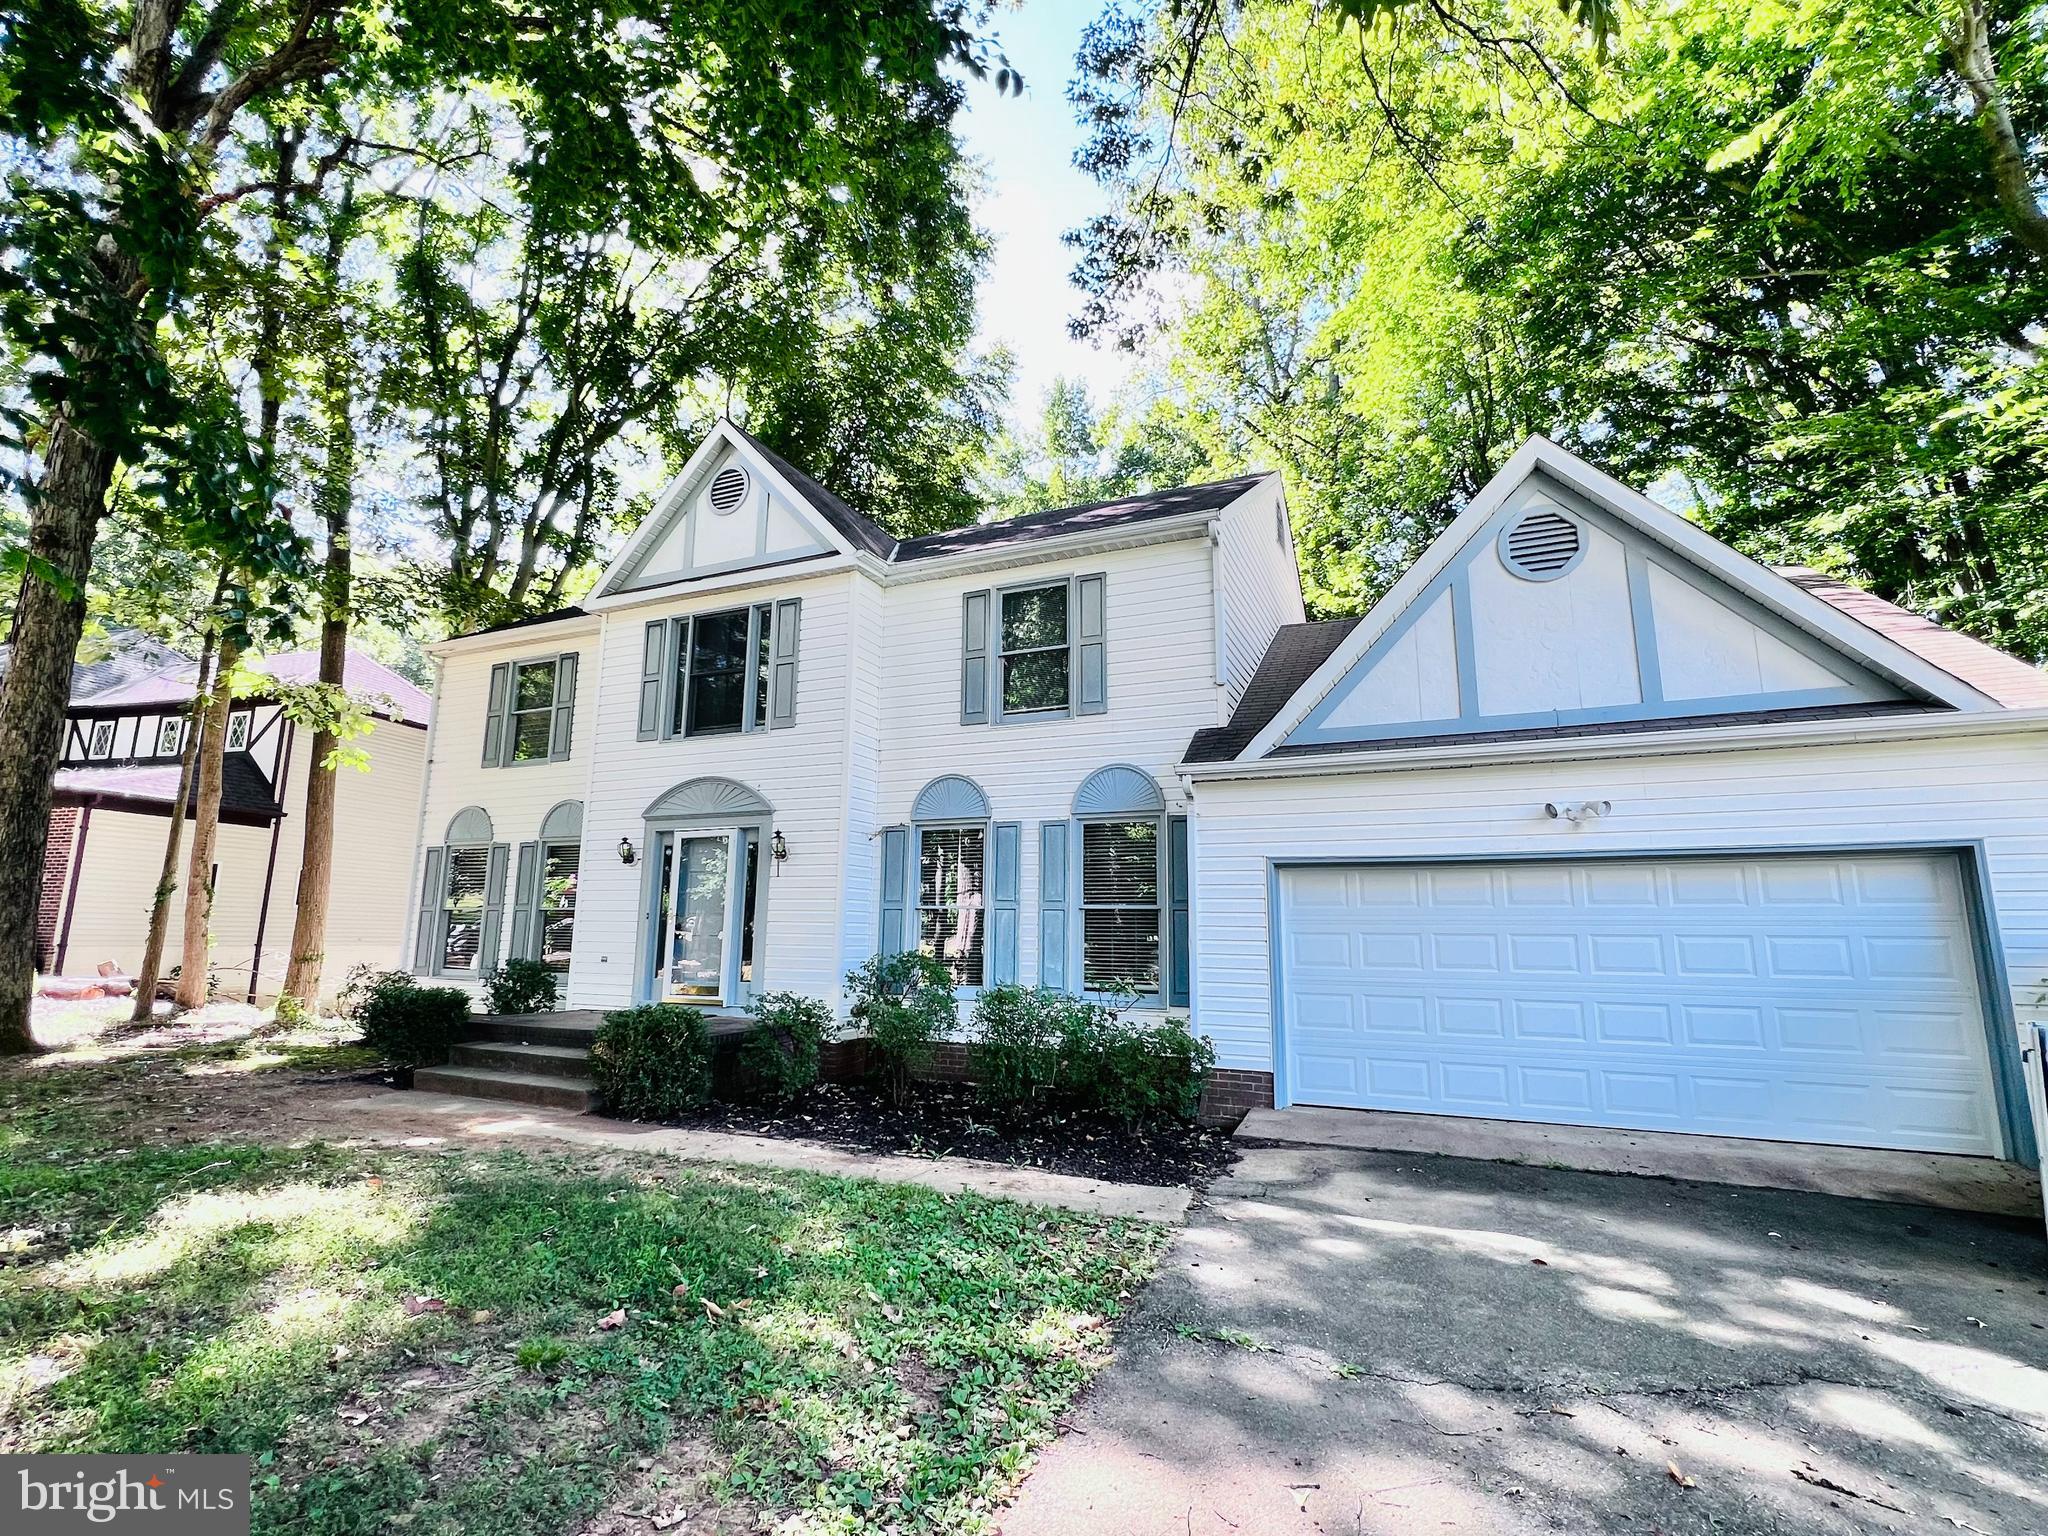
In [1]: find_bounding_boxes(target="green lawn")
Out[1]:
[0,1040,1167,1534]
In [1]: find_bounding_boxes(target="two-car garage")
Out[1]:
[1275,851,2010,1158]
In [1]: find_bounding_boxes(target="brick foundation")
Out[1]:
[815,1035,1273,1130]
[35,807,80,972]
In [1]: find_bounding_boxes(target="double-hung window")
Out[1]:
[508,661,558,762]
[1079,818,1163,999]
[999,584,1070,717]
[917,825,987,988]
[662,603,778,737]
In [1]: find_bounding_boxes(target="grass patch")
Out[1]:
[0,1063,1167,1534]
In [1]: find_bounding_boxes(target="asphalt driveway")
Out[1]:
[1003,1143,2048,1535]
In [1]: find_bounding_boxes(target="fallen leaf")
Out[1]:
[701,1298,726,1320]
[598,1308,628,1331]
[469,1310,493,1325]
[650,1507,687,1530]
[338,1407,371,1426]
[1530,1258,1549,1267]
[402,1296,446,1316]
[1288,1484,1318,1512]
[671,1281,690,1299]
[327,1344,350,1367]
[1667,1461,1696,1490]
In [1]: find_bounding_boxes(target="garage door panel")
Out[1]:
[1278,853,2004,1156]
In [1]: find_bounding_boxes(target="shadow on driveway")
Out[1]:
[1003,1145,2048,1535]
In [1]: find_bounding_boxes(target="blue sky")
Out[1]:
[953,0,1139,429]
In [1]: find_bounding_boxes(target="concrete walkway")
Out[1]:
[1003,1142,2048,1536]
[1241,1105,2044,1218]
[336,1090,1190,1223]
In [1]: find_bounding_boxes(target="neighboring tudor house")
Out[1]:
[408,422,2048,1168]
[35,636,431,1003]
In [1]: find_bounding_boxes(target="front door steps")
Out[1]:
[414,1009,761,1113]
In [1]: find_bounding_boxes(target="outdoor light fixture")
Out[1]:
[1544,799,1613,824]
[618,837,637,865]
[771,830,789,864]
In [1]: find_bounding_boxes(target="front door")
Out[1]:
[664,833,735,1004]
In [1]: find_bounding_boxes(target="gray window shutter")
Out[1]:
[961,589,992,724]
[549,654,577,761]
[478,841,510,976]
[989,821,1020,985]
[482,662,511,766]
[637,621,664,739]
[878,826,911,954]
[509,840,540,961]
[1167,815,1190,1008]
[1039,820,1070,991]
[412,847,444,972]
[769,598,801,729]
[1074,573,1107,715]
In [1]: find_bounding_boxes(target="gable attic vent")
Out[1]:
[1498,507,1584,581]
[707,464,750,514]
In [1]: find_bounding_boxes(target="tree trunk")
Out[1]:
[0,415,116,1053]
[175,635,240,1007]
[130,629,218,1023]
[1951,0,2048,261]
[281,397,354,1010]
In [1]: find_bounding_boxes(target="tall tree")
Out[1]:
[0,0,1015,1051]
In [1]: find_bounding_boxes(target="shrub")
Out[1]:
[971,984,1063,1116]
[356,977,470,1079]
[591,1005,713,1119]
[845,951,956,1107]
[735,991,832,1103]
[271,991,312,1030]
[486,958,558,1016]
[1046,998,1216,1126]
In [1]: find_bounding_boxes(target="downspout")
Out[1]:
[402,657,447,972]
[54,806,92,976]
[246,720,296,1002]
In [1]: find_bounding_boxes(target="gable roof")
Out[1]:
[1229,436,2011,764]
[596,418,1276,601]
[1777,567,2048,709]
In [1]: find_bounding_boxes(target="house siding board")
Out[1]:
[1188,731,2048,1089]
[874,537,1215,995]
[571,570,856,1010]
[409,634,599,998]
[1214,477,1306,710]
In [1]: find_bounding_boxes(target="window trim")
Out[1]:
[87,719,116,760]
[1076,813,1168,1005]
[914,818,991,994]
[153,716,186,758]
[993,577,1073,724]
[662,602,777,740]
[225,710,252,752]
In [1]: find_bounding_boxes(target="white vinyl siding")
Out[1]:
[1188,730,2048,1095]
[1214,476,1306,710]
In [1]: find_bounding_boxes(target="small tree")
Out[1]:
[845,952,956,1108]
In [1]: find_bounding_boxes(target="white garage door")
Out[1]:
[1278,852,2005,1156]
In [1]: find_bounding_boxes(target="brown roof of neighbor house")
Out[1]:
[1775,566,2048,708]
[52,753,284,826]
[84,647,433,725]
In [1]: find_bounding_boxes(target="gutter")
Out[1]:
[428,612,603,660]
[860,508,1224,587]
[1181,706,2048,783]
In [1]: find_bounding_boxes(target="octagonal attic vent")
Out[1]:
[707,464,750,514]
[1498,507,1584,581]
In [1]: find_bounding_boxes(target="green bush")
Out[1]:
[735,991,832,1103]
[845,952,956,1107]
[355,975,470,1078]
[972,990,1216,1126]
[486,958,558,1015]
[591,1005,713,1119]
[970,984,1063,1116]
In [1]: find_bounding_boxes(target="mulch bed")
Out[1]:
[676,1081,1238,1190]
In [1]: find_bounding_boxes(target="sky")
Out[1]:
[953,0,1140,430]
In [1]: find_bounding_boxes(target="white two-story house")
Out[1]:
[408,423,2048,1171]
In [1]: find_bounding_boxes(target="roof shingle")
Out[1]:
[1776,567,2048,708]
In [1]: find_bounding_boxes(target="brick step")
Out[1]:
[413,1065,593,1112]
[448,1040,592,1078]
